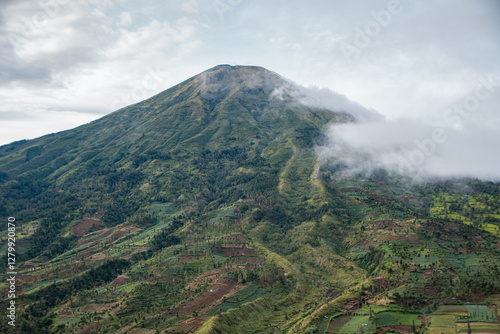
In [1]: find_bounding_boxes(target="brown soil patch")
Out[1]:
[383,233,419,243]
[438,311,468,314]
[77,228,113,246]
[18,275,38,283]
[175,274,243,316]
[166,323,194,334]
[341,298,362,313]
[371,220,400,230]
[75,323,100,334]
[100,302,119,312]
[121,329,155,334]
[77,225,142,247]
[58,310,73,316]
[383,325,412,333]
[339,188,362,193]
[121,225,141,233]
[111,225,142,242]
[20,262,35,270]
[82,302,120,314]
[183,270,221,291]
[121,246,151,260]
[175,317,205,334]
[446,223,461,229]
[79,244,100,256]
[367,296,394,306]
[89,252,112,261]
[177,255,209,264]
[71,220,102,236]
[225,234,248,243]
[111,275,130,287]
[423,270,434,279]
[131,329,156,334]
[372,276,404,292]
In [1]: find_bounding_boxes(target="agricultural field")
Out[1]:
[339,315,376,333]
[8,198,278,333]
[1,131,499,334]
[323,304,422,334]
[427,304,499,334]
[430,191,500,236]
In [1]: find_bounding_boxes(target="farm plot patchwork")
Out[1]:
[430,192,500,236]
[205,283,267,315]
[428,304,500,334]
[375,311,421,327]
[462,304,499,323]
[338,315,376,334]
[208,206,236,224]
[326,315,353,334]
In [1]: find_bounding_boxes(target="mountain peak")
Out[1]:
[194,64,291,98]
[204,64,273,75]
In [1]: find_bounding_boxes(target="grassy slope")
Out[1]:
[0,66,499,334]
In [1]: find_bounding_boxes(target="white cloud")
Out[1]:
[0,2,205,144]
[5,1,106,63]
[318,88,500,181]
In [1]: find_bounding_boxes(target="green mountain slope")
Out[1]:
[0,65,499,334]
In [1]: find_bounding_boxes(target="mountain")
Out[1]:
[0,65,499,334]
[0,64,348,222]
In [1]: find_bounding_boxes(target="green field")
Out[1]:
[206,283,267,316]
[462,304,499,323]
[339,315,376,334]
[208,206,236,224]
[430,314,458,327]
[375,311,421,327]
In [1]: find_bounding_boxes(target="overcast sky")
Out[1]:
[1,0,500,176]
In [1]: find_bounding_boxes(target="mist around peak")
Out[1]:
[294,74,500,182]
[316,112,500,182]
[270,79,384,122]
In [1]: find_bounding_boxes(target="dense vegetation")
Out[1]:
[0,65,498,334]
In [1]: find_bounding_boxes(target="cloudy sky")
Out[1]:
[1,0,500,178]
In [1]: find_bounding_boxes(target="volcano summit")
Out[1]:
[0,65,499,334]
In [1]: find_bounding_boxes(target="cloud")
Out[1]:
[292,85,385,122]
[317,80,500,181]
[268,74,384,122]
[0,1,205,145]
[1,0,109,87]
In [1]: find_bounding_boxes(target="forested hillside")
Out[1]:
[0,65,498,334]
